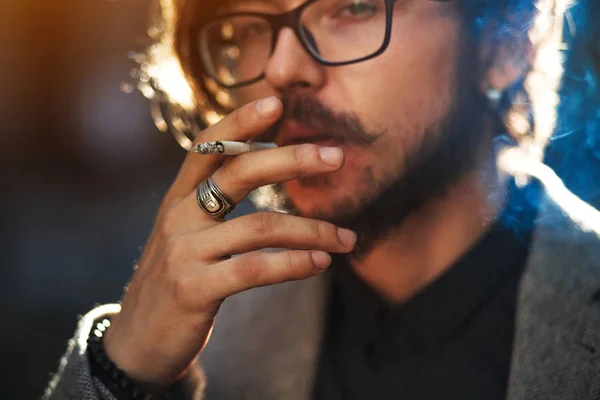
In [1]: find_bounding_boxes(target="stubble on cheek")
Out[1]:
[285,140,404,221]
[285,167,373,221]
[282,80,452,223]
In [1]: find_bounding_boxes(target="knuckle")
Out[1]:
[229,108,245,131]
[157,206,179,238]
[222,156,247,184]
[309,219,338,246]
[284,252,300,276]
[234,254,263,286]
[311,219,329,243]
[162,237,184,269]
[283,251,312,280]
[169,273,194,308]
[250,212,279,238]
[293,144,318,169]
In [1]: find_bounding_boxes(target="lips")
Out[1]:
[276,121,342,147]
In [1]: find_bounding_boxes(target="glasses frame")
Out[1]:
[198,0,402,88]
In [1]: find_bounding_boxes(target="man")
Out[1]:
[45,0,600,399]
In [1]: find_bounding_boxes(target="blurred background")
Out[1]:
[1,1,190,398]
[0,1,598,399]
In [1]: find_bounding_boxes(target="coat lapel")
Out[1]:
[201,198,600,400]
[199,274,329,400]
[508,197,600,400]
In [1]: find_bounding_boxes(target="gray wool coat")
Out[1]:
[44,195,600,400]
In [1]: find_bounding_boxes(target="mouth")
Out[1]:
[276,121,343,148]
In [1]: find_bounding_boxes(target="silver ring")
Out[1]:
[196,178,236,220]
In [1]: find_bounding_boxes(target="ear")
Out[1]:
[479,32,532,94]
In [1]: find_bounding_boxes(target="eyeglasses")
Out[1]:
[197,0,448,89]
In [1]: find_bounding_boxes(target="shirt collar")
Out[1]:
[331,220,533,356]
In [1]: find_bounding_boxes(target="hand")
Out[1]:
[102,96,356,391]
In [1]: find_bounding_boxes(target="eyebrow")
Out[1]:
[220,0,287,14]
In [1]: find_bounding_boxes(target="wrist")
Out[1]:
[87,318,155,399]
[102,320,167,393]
[88,319,180,399]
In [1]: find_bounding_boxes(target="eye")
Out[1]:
[334,0,380,19]
[242,23,270,38]
[235,22,270,42]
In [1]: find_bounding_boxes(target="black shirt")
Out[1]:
[313,222,532,400]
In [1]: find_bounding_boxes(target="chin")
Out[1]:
[284,176,363,222]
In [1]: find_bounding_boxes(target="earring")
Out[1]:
[486,88,503,109]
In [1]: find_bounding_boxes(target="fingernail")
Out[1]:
[319,147,343,166]
[256,96,280,116]
[311,251,332,271]
[337,228,357,248]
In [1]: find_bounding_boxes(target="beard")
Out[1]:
[253,54,493,257]
[330,81,492,256]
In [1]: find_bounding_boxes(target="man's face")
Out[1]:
[216,0,462,222]
[201,0,469,232]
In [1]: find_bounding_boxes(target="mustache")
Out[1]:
[261,94,383,145]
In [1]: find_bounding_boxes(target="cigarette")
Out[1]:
[190,141,277,156]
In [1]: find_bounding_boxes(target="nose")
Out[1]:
[264,27,327,92]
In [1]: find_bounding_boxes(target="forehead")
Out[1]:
[221,0,307,13]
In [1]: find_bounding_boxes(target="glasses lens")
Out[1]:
[300,0,388,63]
[200,16,273,86]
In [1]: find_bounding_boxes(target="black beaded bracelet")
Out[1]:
[87,319,153,400]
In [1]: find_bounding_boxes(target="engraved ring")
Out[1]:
[196,178,236,220]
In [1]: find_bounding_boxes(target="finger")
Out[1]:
[177,212,357,260]
[167,144,344,232]
[185,250,332,303]
[164,96,283,203]
[210,144,344,204]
